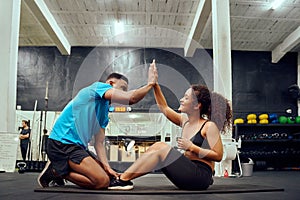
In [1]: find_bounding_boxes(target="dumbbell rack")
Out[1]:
[233,124,300,171]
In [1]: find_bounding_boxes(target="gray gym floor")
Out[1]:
[0,171,299,200]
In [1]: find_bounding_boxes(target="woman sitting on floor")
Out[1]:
[108,80,232,190]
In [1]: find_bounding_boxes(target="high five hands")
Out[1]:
[148,59,158,86]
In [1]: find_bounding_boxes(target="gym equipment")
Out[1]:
[259,119,269,124]
[247,114,256,120]
[269,113,278,124]
[295,116,300,124]
[19,83,50,173]
[215,138,243,177]
[41,81,49,161]
[287,117,295,124]
[234,118,244,124]
[247,119,257,124]
[17,162,27,174]
[269,113,278,121]
[258,114,268,120]
[120,138,136,152]
[16,160,46,173]
[37,81,49,162]
[258,114,269,124]
[17,100,40,173]
[270,119,279,124]
[41,129,49,161]
[34,182,284,194]
[29,100,38,162]
[247,114,257,124]
[278,116,288,124]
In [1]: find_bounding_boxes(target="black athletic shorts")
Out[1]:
[161,148,213,190]
[46,138,93,177]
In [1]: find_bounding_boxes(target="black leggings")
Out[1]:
[161,148,213,190]
[20,141,29,161]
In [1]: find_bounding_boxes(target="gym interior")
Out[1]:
[1,0,300,199]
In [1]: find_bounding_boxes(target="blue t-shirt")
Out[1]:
[49,82,112,148]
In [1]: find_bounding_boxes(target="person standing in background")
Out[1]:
[19,120,31,161]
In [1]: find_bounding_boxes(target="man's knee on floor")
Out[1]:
[91,175,110,189]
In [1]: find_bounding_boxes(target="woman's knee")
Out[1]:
[146,142,171,158]
[150,142,169,150]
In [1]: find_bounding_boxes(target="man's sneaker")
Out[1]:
[108,177,134,190]
[53,177,65,186]
[37,160,65,187]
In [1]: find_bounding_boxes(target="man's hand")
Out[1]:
[94,158,119,178]
[148,59,158,86]
[106,167,120,178]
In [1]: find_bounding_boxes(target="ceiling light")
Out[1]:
[271,0,284,10]
[114,21,124,35]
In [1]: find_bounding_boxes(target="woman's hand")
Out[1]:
[148,59,158,86]
[177,137,193,150]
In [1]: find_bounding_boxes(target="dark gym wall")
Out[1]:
[17,47,298,117]
[17,47,93,111]
[17,47,213,111]
[232,51,298,118]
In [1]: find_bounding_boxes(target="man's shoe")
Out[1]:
[37,160,54,187]
[53,177,65,186]
[108,177,134,190]
[37,160,65,187]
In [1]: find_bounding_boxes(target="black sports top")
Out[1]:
[20,128,31,144]
[183,120,209,147]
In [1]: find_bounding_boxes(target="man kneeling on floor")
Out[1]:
[37,60,157,190]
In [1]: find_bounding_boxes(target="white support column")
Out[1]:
[298,53,300,115]
[211,0,233,176]
[0,0,21,172]
[211,0,232,101]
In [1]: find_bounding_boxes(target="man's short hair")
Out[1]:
[106,72,129,84]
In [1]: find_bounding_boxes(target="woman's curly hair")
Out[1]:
[191,84,232,133]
